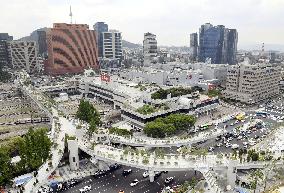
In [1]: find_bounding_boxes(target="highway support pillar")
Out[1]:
[149,170,155,182]
[67,139,79,171]
[227,160,237,189]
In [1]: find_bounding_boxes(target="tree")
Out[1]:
[238,149,244,163]
[108,127,133,137]
[0,147,12,186]
[143,113,196,138]
[151,87,193,100]
[88,119,98,137]
[249,169,264,193]
[18,128,52,171]
[76,100,101,125]
[136,104,156,115]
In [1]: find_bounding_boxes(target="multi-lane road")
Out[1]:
[194,110,280,153]
[61,166,203,193]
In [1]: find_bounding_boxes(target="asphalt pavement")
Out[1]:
[194,110,279,154]
[61,166,202,193]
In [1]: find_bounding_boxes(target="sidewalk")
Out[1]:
[57,161,98,181]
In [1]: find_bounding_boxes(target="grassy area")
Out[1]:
[136,104,156,115]
[207,89,221,97]
[151,86,203,100]
[0,123,49,132]
[109,127,133,137]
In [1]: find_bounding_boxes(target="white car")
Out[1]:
[225,143,232,148]
[130,179,139,187]
[143,171,149,178]
[231,144,239,149]
[165,177,174,184]
[79,185,91,193]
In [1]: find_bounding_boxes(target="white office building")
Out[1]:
[79,75,219,128]
[102,30,122,61]
[9,41,40,73]
[119,62,228,90]
[223,63,281,104]
[143,32,157,64]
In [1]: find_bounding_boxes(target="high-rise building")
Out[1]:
[102,30,122,61]
[143,32,157,64]
[198,23,237,64]
[45,23,99,75]
[37,30,48,58]
[190,33,198,61]
[18,28,48,57]
[9,41,41,73]
[0,33,13,68]
[227,29,238,65]
[223,63,281,104]
[94,22,108,58]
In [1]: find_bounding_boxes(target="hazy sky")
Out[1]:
[1,0,284,48]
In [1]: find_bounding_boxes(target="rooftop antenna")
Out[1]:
[69,6,73,24]
[261,43,265,53]
[260,42,265,58]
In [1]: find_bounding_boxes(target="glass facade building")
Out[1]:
[94,22,109,58]
[190,33,198,61]
[0,33,13,68]
[198,23,237,64]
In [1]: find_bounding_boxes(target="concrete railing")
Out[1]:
[108,128,226,147]
[78,143,229,171]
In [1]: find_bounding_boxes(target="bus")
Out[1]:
[198,123,213,130]
[255,111,269,117]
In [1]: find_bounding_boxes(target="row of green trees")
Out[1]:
[151,87,192,99]
[76,99,101,136]
[109,127,133,137]
[232,149,274,163]
[151,86,203,100]
[144,113,196,138]
[0,128,52,186]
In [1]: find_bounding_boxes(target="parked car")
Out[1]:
[123,169,132,176]
[165,177,174,184]
[231,144,239,149]
[143,171,149,178]
[130,179,139,187]
[109,163,121,171]
[79,185,91,193]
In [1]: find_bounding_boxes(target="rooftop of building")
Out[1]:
[52,23,90,30]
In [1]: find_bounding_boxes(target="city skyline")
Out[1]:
[1,0,284,50]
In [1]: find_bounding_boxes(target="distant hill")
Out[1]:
[122,40,142,49]
[18,28,48,42]
[239,43,284,52]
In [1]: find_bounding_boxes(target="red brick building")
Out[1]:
[45,23,99,75]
